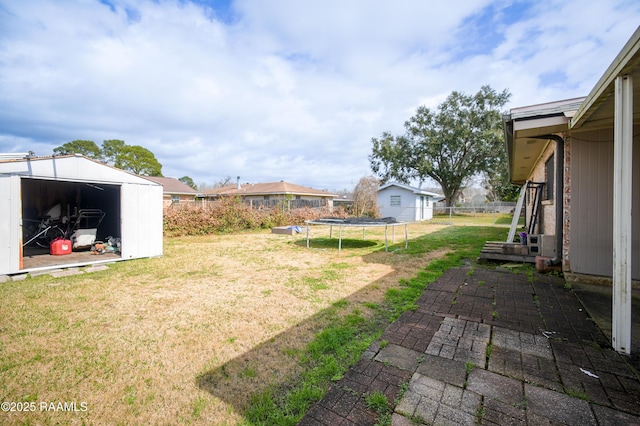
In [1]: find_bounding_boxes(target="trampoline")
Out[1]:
[305,217,408,252]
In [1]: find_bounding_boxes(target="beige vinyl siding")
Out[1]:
[569,129,640,279]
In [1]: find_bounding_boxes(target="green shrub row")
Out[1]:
[163,197,348,236]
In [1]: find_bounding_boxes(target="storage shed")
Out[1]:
[377,182,440,222]
[0,154,163,275]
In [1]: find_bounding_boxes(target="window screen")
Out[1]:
[545,155,554,200]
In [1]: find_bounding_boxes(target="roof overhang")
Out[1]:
[503,98,584,184]
[571,26,640,132]
[503,26,640,185]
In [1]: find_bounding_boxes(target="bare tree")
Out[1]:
[352,176,379,217]
[214,176,236,188]
[197,176,237,191]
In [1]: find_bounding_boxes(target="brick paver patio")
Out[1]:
[298,267,640,425]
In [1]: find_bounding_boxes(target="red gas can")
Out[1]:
[50,239,72,255]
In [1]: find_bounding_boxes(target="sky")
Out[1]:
[1,0,639,192]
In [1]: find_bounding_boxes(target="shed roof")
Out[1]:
[0,154,160,186]
[205,181,336,198]
[378,182,441,198]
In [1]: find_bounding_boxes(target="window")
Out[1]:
[545,155,554,200]
[171,195,180,203]
[390,195,401,206]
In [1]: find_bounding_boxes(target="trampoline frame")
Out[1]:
[304,219,408,252]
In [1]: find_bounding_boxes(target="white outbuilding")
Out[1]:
[377,182,441,222]
[0,154,163,275]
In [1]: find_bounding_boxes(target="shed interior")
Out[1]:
[21,177,122,269]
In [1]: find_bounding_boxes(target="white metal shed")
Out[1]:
[0,154,163,275]
[377,182,440,222]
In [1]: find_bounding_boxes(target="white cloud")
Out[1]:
[0,0,639,190]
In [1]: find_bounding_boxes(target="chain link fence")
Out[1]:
[432,202,519,226]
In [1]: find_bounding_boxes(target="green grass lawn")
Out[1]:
[242,225,508,425]
[432,212,523,227]
[0,223,507,426]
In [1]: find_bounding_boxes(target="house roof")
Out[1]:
[143,176,198,195]
[571,26,640,131]
[378,182,441,198]
[503,26,640,185]
[204,181,336,198]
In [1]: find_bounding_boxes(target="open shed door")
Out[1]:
[0,175,21,274]
[120,183,163,260]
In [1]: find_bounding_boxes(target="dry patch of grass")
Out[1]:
[0,223,449,425]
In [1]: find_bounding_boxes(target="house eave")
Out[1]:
[571,26,640,131]
[503,98,584,184]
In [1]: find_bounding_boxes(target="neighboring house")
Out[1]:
[0,154,163,275]
[377,182,441,221]
[333,193,354,211]
[143,176,198,206]
[502,27,640,353]
[204,180,336,210]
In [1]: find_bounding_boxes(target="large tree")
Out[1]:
[52,139,163,176]
[482,155,521,202]
[179,176,197,190]
[101,139,127,165]
[53,140,103,160]
[369,85,511,207]
[115,145,163,176]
